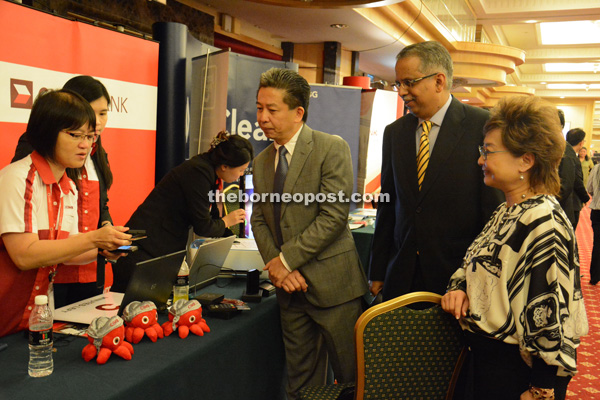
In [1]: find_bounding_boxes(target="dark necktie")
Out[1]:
[273,146,288,246]
[417,121,432,191]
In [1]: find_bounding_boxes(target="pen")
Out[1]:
[0,343,8,352]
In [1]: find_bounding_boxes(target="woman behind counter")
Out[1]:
[111,131,253,292]
[0,89,130,337]
[12,76,115,308]
[441,96,588,400]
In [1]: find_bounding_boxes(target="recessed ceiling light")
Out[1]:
[330,24,348,29]
[540,21,600,44]
[525,20,538,24]
[545,63,600,72]
[540,82,547,85]
[547,83,600,90]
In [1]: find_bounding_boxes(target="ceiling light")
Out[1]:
[540,21,600,45]
[547,83,600,90]
[545,63,599,72]
[330,24,348,29]
[540,82,547,84]
[525,20,538,24]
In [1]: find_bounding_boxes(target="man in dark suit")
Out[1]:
[559,127,590,229]
[369,41,503,300]
[251,68,368,400]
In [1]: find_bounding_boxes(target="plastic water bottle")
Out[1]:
[173,259,190,303]
[28,295,53,377]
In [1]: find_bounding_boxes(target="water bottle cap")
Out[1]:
[34,295,48,305]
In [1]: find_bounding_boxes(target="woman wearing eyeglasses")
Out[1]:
[0,89,131,337]
[441,96,588,400]
[12,76,115,308]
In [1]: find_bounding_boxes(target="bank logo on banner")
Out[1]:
[10,78,33,109]
[1,61,156,129]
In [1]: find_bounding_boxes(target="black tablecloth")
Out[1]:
[0,279,286,400]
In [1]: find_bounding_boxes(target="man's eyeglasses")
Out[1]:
[62,130,98,143]
[478,145,507,160]
[393,72,438,90]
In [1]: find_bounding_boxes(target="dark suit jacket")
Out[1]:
[111,153,231,292]
[558,143,590,227]
[251,125,368,308]
[369,97,503,299]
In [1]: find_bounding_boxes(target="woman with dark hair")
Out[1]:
[441,96,588,400]
[578,146,594,186]
[111,131,254,292]
[0,89,130,337]
[13,75,116,307]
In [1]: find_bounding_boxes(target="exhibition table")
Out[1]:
[0,279,286,400]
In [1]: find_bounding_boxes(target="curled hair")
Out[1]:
[26,89,96,162]
[397,41,453,90]
[257,68,311,122]
[206,131,254,168]
[484,96,564,196]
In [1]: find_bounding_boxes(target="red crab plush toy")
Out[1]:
[161,299,210,339]
[82,316,134,364]
[122,301,164,344]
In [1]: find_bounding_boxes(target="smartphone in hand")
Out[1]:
[107,245,138,254]
[127,229,147,241]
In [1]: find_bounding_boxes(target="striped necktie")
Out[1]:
[417,121,432,191]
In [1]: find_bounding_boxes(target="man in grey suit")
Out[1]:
[251,68,368,400]
[369,41,503,300]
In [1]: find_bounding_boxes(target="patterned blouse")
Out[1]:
[448,194,588,377]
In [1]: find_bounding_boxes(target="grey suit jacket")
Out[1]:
[251,124,368,308]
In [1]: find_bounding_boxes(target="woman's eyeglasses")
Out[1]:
[478,145,507,160]
[62,130,98,143]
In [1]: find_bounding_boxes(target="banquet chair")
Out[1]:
[298,291,467,400]
[222,184,241,236]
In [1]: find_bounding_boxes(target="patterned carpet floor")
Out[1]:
[567,206,600,399]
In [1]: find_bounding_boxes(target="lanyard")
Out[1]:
[45,183,64,282]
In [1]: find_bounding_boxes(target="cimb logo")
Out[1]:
[10,78,33,109]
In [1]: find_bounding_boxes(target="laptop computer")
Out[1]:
[54,249,187,325]
[188,236,235,291]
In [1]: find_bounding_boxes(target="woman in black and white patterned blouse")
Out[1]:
[442,96,588,400]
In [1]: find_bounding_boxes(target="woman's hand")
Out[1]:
[441,290,469,320]
[92,225,131,251]
[520,389,534,400]
[222,209,246,228]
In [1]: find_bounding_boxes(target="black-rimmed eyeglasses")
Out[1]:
[393,72,438,90]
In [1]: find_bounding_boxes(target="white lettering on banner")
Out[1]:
[310,91,318,98]
[226,107,270,141]
[0,61,156,130]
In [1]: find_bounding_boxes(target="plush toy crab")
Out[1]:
[122,301,164,344]
[82,316,134,364]
[161,299,210,339]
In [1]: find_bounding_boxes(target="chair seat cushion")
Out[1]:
[297,382,355,400]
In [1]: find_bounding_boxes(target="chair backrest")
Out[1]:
[222,184,241,236]
[355,291,466,400]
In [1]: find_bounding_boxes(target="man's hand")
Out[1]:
[369,280,384,296]
[263,256,289,287]
[281,270,308,294]
[441,290,469,320]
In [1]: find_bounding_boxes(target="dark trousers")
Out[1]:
[590,209,600,284]
[461,332,571,400]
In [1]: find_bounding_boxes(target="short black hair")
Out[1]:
[257,68,311,122]
[557,109,565,128]
[566,128,586,147]
[25,89,96,162]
